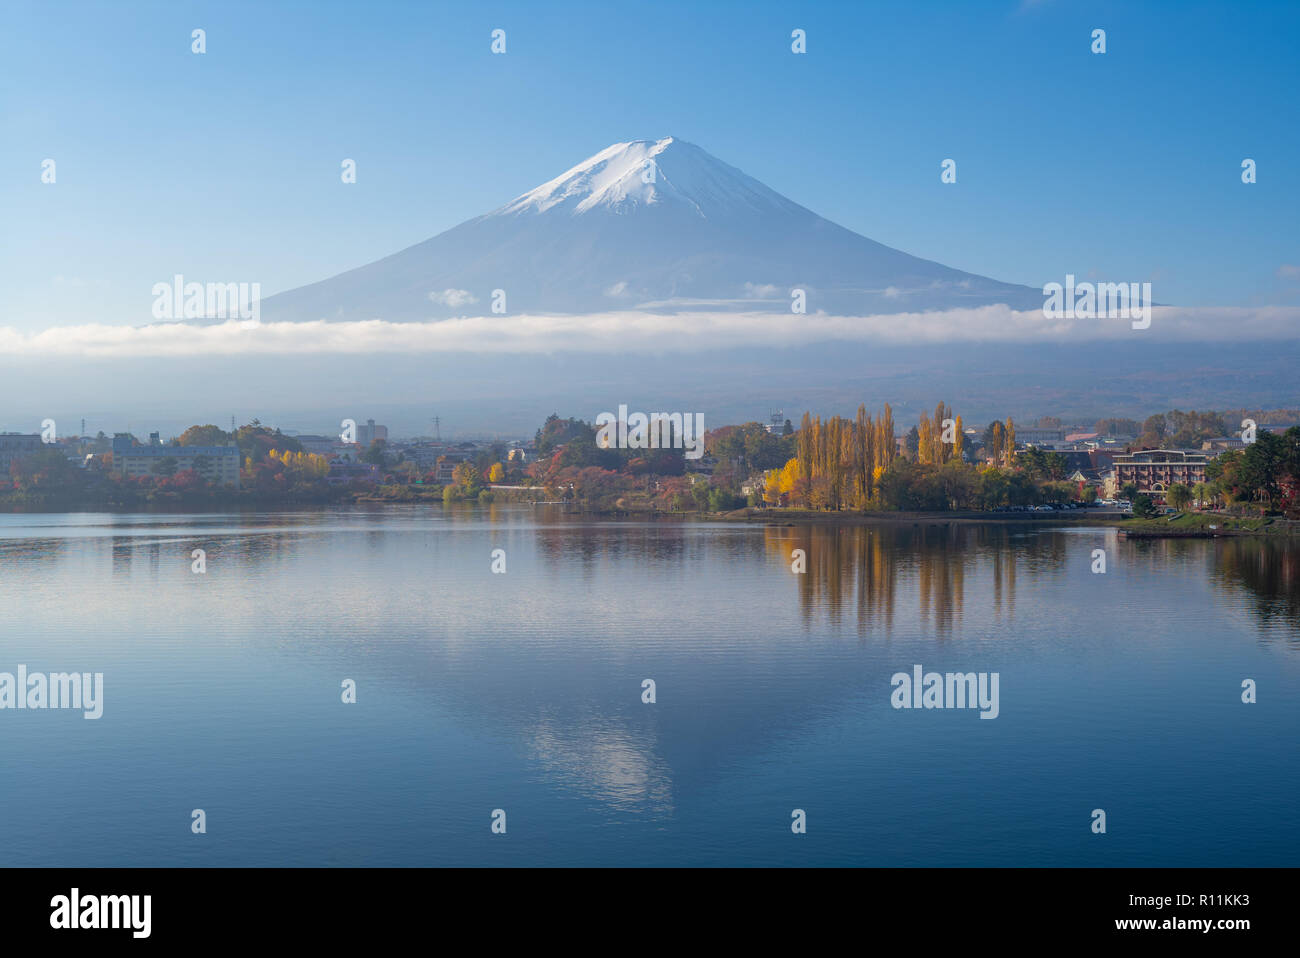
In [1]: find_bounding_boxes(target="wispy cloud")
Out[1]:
[427,288,478,307]
[2,306,1298,359]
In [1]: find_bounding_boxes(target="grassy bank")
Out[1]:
[716,507,1300,537]
[722,508,1122,526]
[1117,513,1298,537]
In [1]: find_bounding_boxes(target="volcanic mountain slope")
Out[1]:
[261,136,1042,321]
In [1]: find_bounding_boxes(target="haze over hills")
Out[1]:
[12,141,1295,434]
[261,137,1044,322]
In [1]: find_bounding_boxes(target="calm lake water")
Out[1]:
[1,506,1297,866]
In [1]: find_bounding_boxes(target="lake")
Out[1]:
[1,506,1296,866]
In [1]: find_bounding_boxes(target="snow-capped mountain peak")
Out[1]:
[261,136,1042,321]
[495,137,803,220]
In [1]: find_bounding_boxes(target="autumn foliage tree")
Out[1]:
[235,422,302,464]
[267,448,330,480]
[915,402,963,465]
[451,461,481,495]
[177,424,231,447]
[763,403,900,510]
[986,418,1017,466]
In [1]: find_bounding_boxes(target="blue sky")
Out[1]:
[2,0,1297,331]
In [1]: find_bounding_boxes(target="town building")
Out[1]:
[295,434,338,455]
[294,434,364,460]
[0,433,43,473]
[1201,436,1245,452]
[405,443,448,469]
[357,419,388,447]
[1017,426,1066,444]
[327,462,380,485]
[1082,436,1134,452]
[1112,449,1209,499]
[1261,422,1300,434]
[111,436,240,487]
[1057,451,1093,474]
[433,454,467,483]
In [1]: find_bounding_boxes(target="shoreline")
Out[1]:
[723,508,1123,526]
[720,508,1299,537]
[3,501,1296,538]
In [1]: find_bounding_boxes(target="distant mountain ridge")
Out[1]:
[261,137,1043,322]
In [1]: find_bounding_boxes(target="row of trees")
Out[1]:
[983,419,1017,467]
[3,422,355,507]
[1123,408,1299,450]
[1015,446,1067,481]
[873,460,1082,512]
[1002,408,1299,450]
[756,402,1098,513]
[1135,410,1229,449]
[265,448,330,480]
[1204,427,1300,516]
[529,414,688,485]
[915,403,964,465]
[761,405,905,510]
[706,422,795,481]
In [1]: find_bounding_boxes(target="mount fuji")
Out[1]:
[261,137,1043,322]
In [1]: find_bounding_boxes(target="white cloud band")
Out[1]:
[1,305,1297,358]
